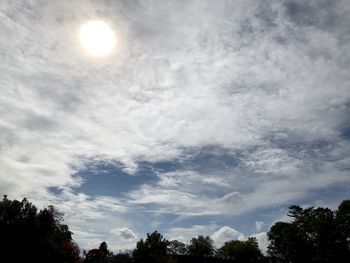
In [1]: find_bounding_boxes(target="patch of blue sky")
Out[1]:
[299,184,350,209]
[73,146,242,196]
[342,126,350,139]
[74,161,158,196]
[61,141,349,241]
[181,145,242,173]
[48,186,64,195]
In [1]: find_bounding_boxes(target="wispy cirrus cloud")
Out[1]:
[0,0,349,251]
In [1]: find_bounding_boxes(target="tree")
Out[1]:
[267,222,302,262]
[217,237,264,263]
[335,200,350,259]
[0,195,79,263]
[168,240,188,255]
[99,241,109,253]
[133,231,174,263]
[336,200,350,240]
[84,241,112,263]
[110,251,133,263]
[62,241,81,263]
[268,201,350,263]
[187,235,215,257]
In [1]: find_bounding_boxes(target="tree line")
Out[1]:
[0,195,349,263]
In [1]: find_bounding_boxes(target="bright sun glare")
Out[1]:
[79,20,116,57]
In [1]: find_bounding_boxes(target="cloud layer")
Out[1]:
[1,0,349,251]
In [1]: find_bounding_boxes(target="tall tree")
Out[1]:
[133,231,174,263]
[267,221,303,262]
[336,200,350,240]
[168,240,188,255]
[268,201,350,263]
[84,241,112,263]
[187,235,215,257]
[335,200,350,259]
[110,251,133,263]
[0,195,79,263]
[217,237,264,263]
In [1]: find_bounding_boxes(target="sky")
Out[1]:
[1,0,350,254]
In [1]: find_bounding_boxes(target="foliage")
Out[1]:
[2,195,349,263]
[0,195,79,263]
[267,201,350,263]
[336,200,350,242]
[217,237,264,263]
[168,240,188,255]
[133,231,174,263]
[109,252,133,263]
[84,242,112,263]
[187,235,215,257]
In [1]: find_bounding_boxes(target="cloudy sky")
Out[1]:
[1,0,350,253]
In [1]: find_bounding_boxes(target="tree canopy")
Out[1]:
[0,195,79,263]
[167,240,188,255]
[2,195,350,263]
[133,231,174,263]
[187,235,215,257]
[217,237,264,263]
[267,201,350,263]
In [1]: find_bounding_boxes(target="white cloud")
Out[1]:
[244,147,302,175]
[157,171,230,190]
[255,221,264,232]
[165,225,216,243]
[1,0,350,251]
[126,181,245,216]
[2,0,349,196]
[166,224,267,254]
[111,227,138,240]
[211,226,245,247]
[69,228,104,252]
[68,225,139,252]
[251,232,269,255]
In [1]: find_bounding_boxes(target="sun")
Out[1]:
[79,20,116,57]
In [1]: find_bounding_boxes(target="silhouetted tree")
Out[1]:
[267,222,297,262]
[187,235,215,257]
[335,200,350,260]
[268,201,350,263]
[168,240,188,255]
[109,252,133,263]
[133,231,175,263]
[84,241,112,263]
[62,241,81,263]
[0,195,79,263]
[217,237,264,263]
[336,200,350,240]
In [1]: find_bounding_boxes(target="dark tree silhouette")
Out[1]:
[267,222,297,262]
[336,200,350,247]
[133,231,175,263]
[2,194,349,263]
[217,237,264,263]
[168,240,188,255]
[0,195,79,263]
[187,235,215,257]
[84,241,112,263]
[268,201,350,263]
[109,252,133,263]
